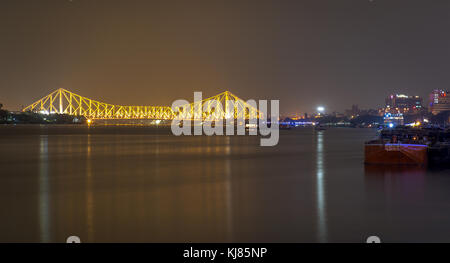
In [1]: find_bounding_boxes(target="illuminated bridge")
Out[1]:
[23,88,262,120]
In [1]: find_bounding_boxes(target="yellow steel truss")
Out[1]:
[23,88,262,120]
[23,88,173,119]
[174,91,262,120]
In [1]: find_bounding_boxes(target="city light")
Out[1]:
[317,106,325,113]
[388,123,394,128]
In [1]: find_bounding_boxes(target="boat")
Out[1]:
[364,127,450,166]
[279,123,292,130]
[314,124,327,131]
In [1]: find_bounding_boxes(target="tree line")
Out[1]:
[0,103,87,124]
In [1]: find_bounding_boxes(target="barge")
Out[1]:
[364,127,450,166]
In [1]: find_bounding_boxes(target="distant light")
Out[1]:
[155,120,161,125]
[87,119,92,124]
[388,123,394,128]
[317,106,325,112]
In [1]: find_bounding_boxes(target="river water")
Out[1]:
[0,125,449,242]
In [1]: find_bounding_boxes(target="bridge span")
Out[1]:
[23,88,261,120]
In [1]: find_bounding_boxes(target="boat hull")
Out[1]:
[364,144,428,166]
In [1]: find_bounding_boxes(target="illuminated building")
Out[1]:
[429,90,450,115]
[383,113,404,126]
[384,94,423,115]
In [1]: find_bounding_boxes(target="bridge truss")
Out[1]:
[173,91,262,120]
[23,88,262,120]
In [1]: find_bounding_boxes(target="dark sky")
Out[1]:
[1,0,449,115]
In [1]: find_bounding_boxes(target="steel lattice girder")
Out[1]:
[23,88,262,120]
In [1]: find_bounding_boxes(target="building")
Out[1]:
[384,94,423,115]
[359,108,380,116]
[345,105,360,118]
[429,90,450,115]
[383,113,404,126]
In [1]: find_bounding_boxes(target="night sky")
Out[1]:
[1,0,449,115]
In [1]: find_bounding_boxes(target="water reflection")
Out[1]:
[2,126,449,242]
[364,165,426,196]
[364,165,427,187]
[315,131,327,242]
[364,165,427,177]
[224,136,233,241]
[86,134,94,241]
[68,135,237,242]
[39,135,50,242]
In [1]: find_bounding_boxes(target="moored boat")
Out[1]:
[365,143,428,166]
[314,124,327,131]
[364,127,450,166]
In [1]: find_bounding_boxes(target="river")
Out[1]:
[0,125,449,242]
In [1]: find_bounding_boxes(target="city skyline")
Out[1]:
[6,86,446,118]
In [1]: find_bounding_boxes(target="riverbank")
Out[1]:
[0,111,86,125]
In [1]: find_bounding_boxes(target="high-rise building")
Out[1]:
[384,94,423,115]
[429,90,450,115]
[345,104,360,118]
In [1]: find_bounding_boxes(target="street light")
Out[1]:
[317,106,325,113]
